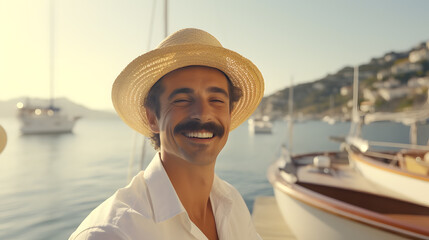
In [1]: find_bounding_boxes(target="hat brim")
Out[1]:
[112,44,264,137]
[0,125,7,154]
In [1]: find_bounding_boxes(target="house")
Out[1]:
[360,101,374,113]
[340,86,352,96]
[363,89,378,103]
[373,77,400,89]
[409,48,429,63]
[391,61,423,75]
[377,69,390,80]
[408,76,429,88]
[384,52,399,62]
[378,86,411,101]
[361,71,374,79]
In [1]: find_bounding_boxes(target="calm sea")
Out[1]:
[0,117,428,240]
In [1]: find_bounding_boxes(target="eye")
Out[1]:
[174,99,189,103]
[210,99,225,103]
[172,98,192,106]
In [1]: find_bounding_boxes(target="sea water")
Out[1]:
[0,117,428,240]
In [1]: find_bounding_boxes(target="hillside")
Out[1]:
[256,41,429,121]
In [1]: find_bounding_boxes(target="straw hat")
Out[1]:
[0,125,7,154]
[112,28,264,137]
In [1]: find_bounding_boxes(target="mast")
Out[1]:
[287,76,294,155]
[164,0,168,38]
[349,66,360,136]
[49,0,55,108]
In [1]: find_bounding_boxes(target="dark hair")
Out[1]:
[143,70,242,150]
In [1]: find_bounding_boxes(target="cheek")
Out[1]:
[159,107,182,133]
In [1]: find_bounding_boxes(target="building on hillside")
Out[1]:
[409,48,429,63]
[391,61,423,75]
[360,101,375,113]
[363,89,378,103]
[384,52,399,62]
[373,77,400,89]
[340,86,352,96]
[377,69,390,80]
[360,71,375,79]
[378,86,411,101]
[408,76,429,88]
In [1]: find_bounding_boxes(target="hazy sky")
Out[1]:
[1,0,429,111]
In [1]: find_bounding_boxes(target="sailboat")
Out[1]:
[17,0,79,134]
[268,70,429,240]
[344,67,429,207]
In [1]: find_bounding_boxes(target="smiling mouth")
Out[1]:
[183,131,214,139]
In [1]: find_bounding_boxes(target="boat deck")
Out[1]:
[252,196,297,240]
[293,153,410,201]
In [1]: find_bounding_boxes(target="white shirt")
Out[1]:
[69,154,261,240]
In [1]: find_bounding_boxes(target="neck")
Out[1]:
[160,151,215,218]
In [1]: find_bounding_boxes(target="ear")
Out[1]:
[146,109,160,133]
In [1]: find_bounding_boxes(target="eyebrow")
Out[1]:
[207,87,228,98]
[168,88,194,100]
[168,86,229,100]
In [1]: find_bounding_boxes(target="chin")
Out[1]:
[182,150,219,166]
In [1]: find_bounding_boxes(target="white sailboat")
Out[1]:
[345,66,429,207]
[268,151,429,240]
[269,72,429,239]
[17,0,79,134]
[248,116,273,134]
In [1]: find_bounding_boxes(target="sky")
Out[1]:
[1,0,429,111]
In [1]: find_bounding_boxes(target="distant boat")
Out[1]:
[248,116,273,134]
[268,150,429,240]
[17,101,79,134]
[322,115,336,125]
[16,0,79,135]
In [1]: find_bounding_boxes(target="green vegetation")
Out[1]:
[255,46,429,120]
[396,97,413,111]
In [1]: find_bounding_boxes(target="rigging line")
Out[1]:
[49,0,55,107]
[146,0,157,50]
[128,0,159,183]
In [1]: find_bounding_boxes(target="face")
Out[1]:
[147,66,231,166]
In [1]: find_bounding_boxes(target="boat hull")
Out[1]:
[350,151,429,207]
[19,116,78,134]
[268,155,429,240]
[273,187,408,240]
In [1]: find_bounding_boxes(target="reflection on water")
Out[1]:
[0,117,428,240]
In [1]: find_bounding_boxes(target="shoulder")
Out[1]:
[69,225,128,240]
[70,171,156,239]
[215,176,247,205]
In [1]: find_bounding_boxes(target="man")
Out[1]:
[69,28,264,240]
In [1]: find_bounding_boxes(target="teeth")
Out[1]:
[185,131,214,139]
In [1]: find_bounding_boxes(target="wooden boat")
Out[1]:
[268,150,429,240]
[346,138,429,207]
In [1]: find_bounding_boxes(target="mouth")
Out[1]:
[182,131,215,139]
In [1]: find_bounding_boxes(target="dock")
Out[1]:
[252,196,297,240]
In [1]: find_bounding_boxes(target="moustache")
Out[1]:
[174,120,225,138]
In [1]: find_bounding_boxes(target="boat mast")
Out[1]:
[164,0,168,38]
[287,76,294,155]
[49,0,55,108]
[349,66,360,136]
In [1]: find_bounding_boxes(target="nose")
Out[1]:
[189,98,212,122]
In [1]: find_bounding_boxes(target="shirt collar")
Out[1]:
[210,175,233,221]
[143,153,234,224]
[143,153,186,223]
